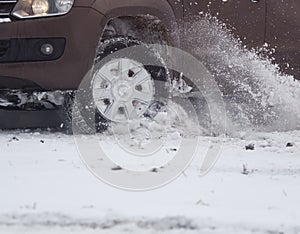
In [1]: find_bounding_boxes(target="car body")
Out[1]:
[0,0,299,93]
[0,0,181,91]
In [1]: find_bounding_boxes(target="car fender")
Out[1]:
[91,0,180,47]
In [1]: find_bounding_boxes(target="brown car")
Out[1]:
[0,0,299,128]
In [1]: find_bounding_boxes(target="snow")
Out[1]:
[179,15,300,131]
[1,130,300,233]
[1,12,300,234]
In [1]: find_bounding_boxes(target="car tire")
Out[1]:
[74,37,171,133]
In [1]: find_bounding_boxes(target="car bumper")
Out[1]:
[0,6,106,90]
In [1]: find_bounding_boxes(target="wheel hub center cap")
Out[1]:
[113,81,133,101]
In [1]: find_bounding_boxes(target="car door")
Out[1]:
[265,0,300,79]
[183,0,266,48]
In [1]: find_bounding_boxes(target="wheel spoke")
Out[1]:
[132,69,151,85]
[133,90,152,103]
[119,59,131,75]
[98,65,116,84]
[104,101,117,119]
[124,101,136,119]
[94,88,112,101]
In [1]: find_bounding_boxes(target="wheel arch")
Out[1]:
[91,0,180,47]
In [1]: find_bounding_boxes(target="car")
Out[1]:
[0,0,299,129]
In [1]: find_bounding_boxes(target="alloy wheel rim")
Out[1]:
[92,58,155,122]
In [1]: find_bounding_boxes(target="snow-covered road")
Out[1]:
[1,130,300,234]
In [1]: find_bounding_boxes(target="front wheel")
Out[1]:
[75,37,171,132]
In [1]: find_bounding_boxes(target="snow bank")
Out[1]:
[0,130,300,233]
